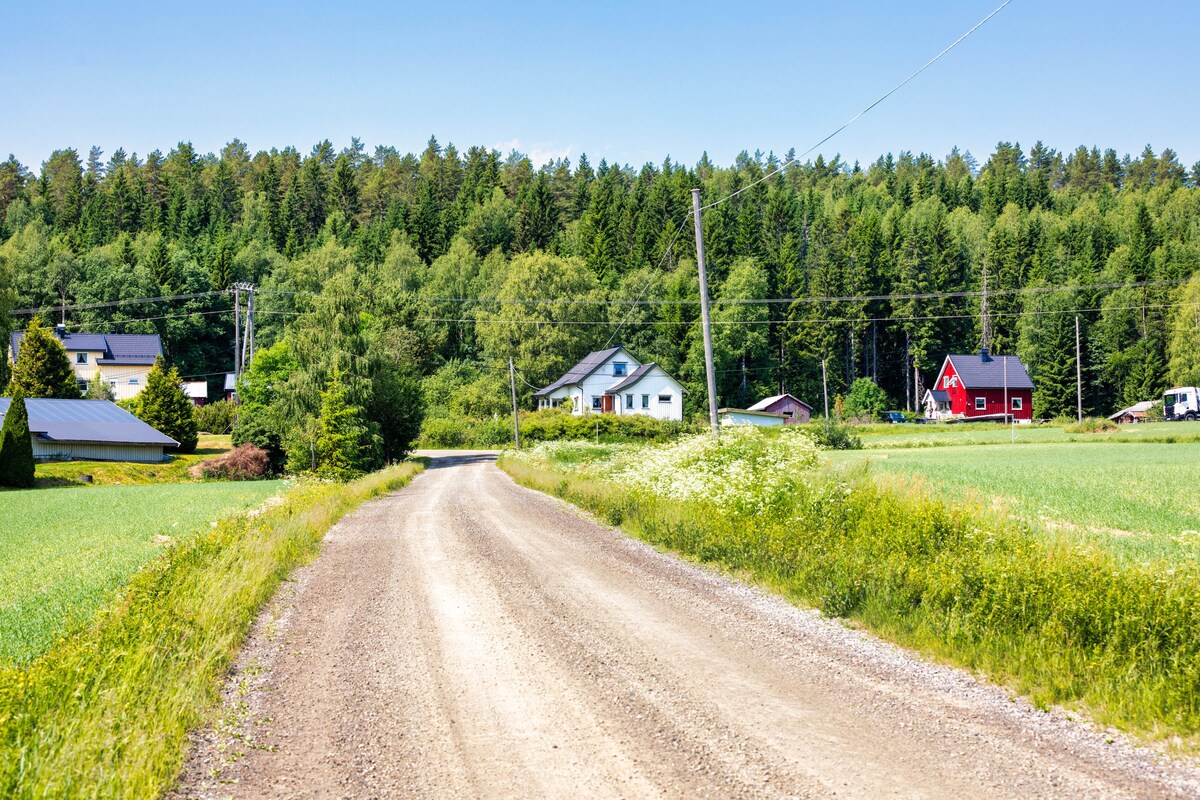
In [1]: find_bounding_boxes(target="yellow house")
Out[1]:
[9,325,164,401]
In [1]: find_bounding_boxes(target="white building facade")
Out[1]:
[534,346,684,422]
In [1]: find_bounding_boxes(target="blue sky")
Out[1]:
[4,0,1198,171]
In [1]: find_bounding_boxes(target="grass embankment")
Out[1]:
[0,460,424,798]
[828,442,1200,563]
[502,439,1200,745]
[0,480,285,664]
[33,435,233,487]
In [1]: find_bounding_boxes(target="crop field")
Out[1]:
[0,479,285,664]
[851,420,1200,449]
[828,424,1200,563]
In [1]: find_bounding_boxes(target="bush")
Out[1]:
[843,378,890,421]
[805,421,863,450]
[1065,416,1118,434]
[194,400,236,435]
[188,444,271,480]
[419,417,467,448]
[0,392,35,488]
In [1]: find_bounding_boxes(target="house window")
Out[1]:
[625,394,634,409]
[1012,397,1023,410]
[658,393,671,403]
[641,394,649,408]
[613,362,627,377]
[77,379,88,392]
[974,397,986,410]
[76,352,88,364]
[592,396,602,410]
[130,378,139,385]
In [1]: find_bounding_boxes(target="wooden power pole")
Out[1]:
[691,188,720,436]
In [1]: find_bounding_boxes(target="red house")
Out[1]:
[925,351,1034,423]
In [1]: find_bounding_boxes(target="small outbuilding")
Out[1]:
[718,408,787,427]
[183,381,209,406]
[1109,400,1155,424]
[0,398,178,463]
[746,393,812,424]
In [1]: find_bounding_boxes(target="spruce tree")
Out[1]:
[85,369,115,401]
[138,358,199,453]
[0,391,35,488]
[314,369,369,481]
[7,318,79,398]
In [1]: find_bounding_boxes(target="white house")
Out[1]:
[10,325,164,401]
[533,346,684,421]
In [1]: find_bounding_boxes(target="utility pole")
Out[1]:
[508,356,520,450]
[233,285,241,379]
[1075,315,1083,423]
[821,358,830,421]
[691,188,719,436]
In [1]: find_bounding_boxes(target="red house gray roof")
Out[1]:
[944,353,1034,390]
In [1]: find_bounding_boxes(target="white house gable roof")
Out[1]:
[534,346,635,397]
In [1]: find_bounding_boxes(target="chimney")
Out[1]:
[55,323,67,338]
[979,347,992,363]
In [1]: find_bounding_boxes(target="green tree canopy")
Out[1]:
[7,318,79,398]
[843,378,891,420]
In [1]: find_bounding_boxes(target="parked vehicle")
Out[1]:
[1164,387,1200,421]
[882,411,907,424]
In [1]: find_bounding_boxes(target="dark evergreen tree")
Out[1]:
[138,357,199,453]
[0,391,35,488]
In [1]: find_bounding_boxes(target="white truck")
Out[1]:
[1164,387,1200,421]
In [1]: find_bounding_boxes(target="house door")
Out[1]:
[601,395,614,413]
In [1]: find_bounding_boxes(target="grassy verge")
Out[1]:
[0,480,286,664]
[500,454,1200,746]
[0,460,424,798]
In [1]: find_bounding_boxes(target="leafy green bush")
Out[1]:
[1065,416,1118,433]
[193,399,236,435]
[843,378,890,421]
[804,421,863,450]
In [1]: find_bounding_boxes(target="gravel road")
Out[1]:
[175,451,1200,799]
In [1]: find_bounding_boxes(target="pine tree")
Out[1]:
[313,368,370,481]
[0,391,35,488]
[85,369,115,401]
[138,357,199,453]
[7,318,79,398]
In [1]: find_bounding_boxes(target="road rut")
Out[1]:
[175,451,1200,799]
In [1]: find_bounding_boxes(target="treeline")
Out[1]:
[2,137,1200,420]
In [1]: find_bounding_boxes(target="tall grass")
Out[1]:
[0,461,424,798]
[501,450,1200,744]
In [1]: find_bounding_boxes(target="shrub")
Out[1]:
[843,378,890,421]
[805,421,863,450]
[188,444,271,480]
[137,359,199,454]
[194,399,236,435]
[1066,416,1118,434]
[419,417,466,448]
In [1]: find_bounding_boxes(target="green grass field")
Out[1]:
[829,430,1200,563]
[0,479,285,664]
[851,420,1200,449]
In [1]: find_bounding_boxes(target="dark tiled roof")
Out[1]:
[945,354,1034,390]
[928,389,950,402]
[10,331,163,366]
[533,346,626,397]
[605,363,656,394]
[0,398,178,447]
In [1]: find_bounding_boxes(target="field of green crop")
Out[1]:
[828,433,1200,563]
[852,420,1200,449]
[0,480,285,664]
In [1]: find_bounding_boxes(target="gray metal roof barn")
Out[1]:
[0,398,178,463]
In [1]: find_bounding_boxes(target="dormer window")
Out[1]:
[76,352,88,364]
[613,362,627,377]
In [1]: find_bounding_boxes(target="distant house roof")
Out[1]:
[718,408,787,419]
[224,373,237,392]
[1109,400,1155,420]
[747,393,812,412]
[944,353,1034,390]
[533,346,626,398]
[605,363,658,394]
[0,398,178,447]
[10,330,163,367]
[927,389,950,402]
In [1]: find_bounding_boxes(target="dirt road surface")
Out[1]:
[175,451,1200,799]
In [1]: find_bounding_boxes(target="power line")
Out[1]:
[10,290,229,316]
[697,0,1014,214]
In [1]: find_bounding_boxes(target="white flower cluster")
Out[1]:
[518,427,820,517]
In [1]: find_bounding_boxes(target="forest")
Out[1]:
[2,136,1199,431]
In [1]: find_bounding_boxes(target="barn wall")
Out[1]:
[31,437,165,463]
